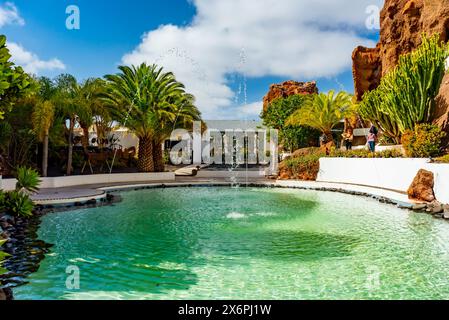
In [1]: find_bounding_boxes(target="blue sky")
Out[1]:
[0,0,382,119]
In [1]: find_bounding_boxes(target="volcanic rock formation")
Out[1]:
[408,169,436,203]
[263,80,318,112]
[352,0,449,100]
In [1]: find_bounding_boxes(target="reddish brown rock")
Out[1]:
[352,0,449,100]
[407,169,436,203]
[433,73,449,147]
[263,80,318,112]
[352,45,382,101]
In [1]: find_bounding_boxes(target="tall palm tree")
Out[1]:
[31,77,56,177]
[53,74,90,175]
[103,63,201,172]
[152,92,201,171]
[32,100,54,177]
[287,90,355,143]
[76,78,109,148]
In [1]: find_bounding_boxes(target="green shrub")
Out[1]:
[329,148,404,158]
[0,239,8,276]
[2,190,34,217]
[15,166,41,193]
[261,95,320,151]
[283,152,324,180]
[434,154,449,163]
[402,124,446,158]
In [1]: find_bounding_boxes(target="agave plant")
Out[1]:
[3,191,34,218]
[15,166,41,194]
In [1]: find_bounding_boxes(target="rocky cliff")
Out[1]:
[263,80,318,112]
[352,0,449,100]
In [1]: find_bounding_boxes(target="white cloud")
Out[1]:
[0,2,24,28]
[8,42,66,75]
[123,0,382,119]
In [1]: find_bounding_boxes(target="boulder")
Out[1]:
[407,169,436,202]
[263,80,318,112]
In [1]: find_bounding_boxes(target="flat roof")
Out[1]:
[204,120,265,131]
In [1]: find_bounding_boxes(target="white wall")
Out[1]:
[317,158,449,204]
[0,172,175,191]
[427,164,449,204]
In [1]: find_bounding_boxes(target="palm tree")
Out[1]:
[32,100,54,177]
[31,77,56,177]
[53,74,89,175]
[76,78,109,148]
[152,92,201,172]
[287,90,355,143]
[103,63,201,172]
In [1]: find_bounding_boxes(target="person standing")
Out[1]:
[342,128,354,151]
[367,125,378,152]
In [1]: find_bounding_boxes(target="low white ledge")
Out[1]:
[318,158,449,204]
[0,172,175,191]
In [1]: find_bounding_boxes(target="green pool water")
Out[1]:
[13,187,449,300]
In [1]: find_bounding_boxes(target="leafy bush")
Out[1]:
[434,154,449,163]
[15,166,41,194]
[283,153,323,181]
[359,34,449,142]
[279,147,404,181]
[0,239,9,276]
[402,124,446,158]
[2,191,34,217]
[0,166,39,218]
[261,95,320,152]
[329,148,404,158]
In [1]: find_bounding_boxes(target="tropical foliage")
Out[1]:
[0,239,8,276]
[359,34,449,142]
[103,63,201,172]
[15,167,41,194]
[402,124,446,158]
[287,90,355,142]
[261,95,320,152]
[0,35,35,119]
[1,190,34,217]
[0,167,39,218]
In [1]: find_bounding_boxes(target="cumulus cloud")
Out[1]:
[8,42,66,75]
[123,0,382,119]
[0,2,24,28]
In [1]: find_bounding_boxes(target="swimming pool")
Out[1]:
[13,187,449,300]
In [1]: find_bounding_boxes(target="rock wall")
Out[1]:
[352,0,449,100]
[433,74,449,142]
[263,80,318,112]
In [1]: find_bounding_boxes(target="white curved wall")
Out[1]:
[318,158,449,204]
[0,172,175,191]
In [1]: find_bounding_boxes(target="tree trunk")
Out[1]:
[67,119,74,176]
[153,140,165,172]
[137,136,154,172]
[42,133,49,177]
[82,126,90,148]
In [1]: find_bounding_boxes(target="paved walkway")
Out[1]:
[30,176,416,208]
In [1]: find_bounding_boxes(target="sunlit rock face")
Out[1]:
[352,0,449,100]
[262,80,318,112]
[408,169,435,203]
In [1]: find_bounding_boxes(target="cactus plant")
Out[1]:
[359,34,449,141]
